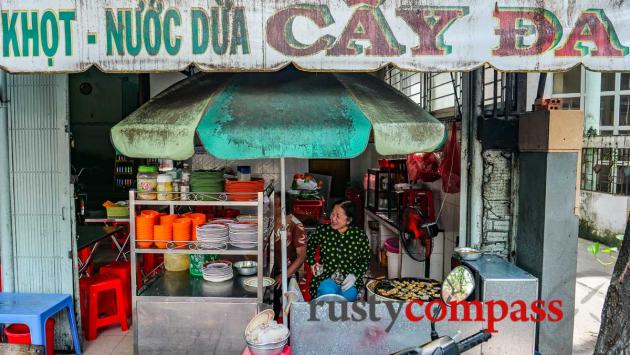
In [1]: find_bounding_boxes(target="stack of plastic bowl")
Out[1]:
[141,210,161,223]
[154,224,172,249]
[172,218,192,247]
[224,178,265,201]
[188,213,207,240]
[136,215,155,248]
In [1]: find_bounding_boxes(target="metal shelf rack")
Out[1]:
[128,189,274,353]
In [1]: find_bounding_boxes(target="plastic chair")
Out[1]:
[79,275,129,340]
[0,293,81,355]
[99,261,132,316]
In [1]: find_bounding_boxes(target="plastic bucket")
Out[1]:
[165,253,189,272]
[384,238,400,279]
[5,318,55,355]
[387,251,401,279]
[384,238,399,253]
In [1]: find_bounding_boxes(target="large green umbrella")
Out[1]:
[110,66,446,308]
[111,66,445,160]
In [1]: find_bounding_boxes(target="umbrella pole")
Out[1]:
[280,158,288,315]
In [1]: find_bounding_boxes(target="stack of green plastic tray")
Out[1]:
[190,171,224,200]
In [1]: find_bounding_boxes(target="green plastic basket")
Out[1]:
[106,206,130,218]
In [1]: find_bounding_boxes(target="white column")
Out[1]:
[584,69,601,134]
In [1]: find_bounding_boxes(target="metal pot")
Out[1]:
[234,260,257,276]
[455,247,482,261]
[246,337,289,355]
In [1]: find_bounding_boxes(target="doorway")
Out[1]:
[308,159,351,200]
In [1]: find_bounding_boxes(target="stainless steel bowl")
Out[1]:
[246,335,289,355]
[455,247,482,261]
[234,260,258,276]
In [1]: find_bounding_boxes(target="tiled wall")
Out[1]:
[426,181,460,277]
[192,151,308,191]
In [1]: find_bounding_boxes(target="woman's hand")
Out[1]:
[341,274,356,292]
[311,263,323,277]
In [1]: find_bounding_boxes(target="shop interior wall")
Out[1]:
[70,68,142,208]
[349,134,459,276]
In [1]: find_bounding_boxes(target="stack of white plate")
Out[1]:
[211,218,236,224]
[236,215,257,223]
[202,260,233,282]
[237,215,273,236]
[197,224,229,250]
[228,223,258,249]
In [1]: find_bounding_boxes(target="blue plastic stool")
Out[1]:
[0,293,82,355]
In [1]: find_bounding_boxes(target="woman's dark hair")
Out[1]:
[333,200,356,226]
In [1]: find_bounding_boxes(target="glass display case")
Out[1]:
[365,159,408,220]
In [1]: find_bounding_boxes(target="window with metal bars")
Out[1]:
[582,147,630,195]
[384,65,520,122]
[383,66,462,122]
[480,64,521,120]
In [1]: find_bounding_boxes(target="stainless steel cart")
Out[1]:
[129,190,272,354]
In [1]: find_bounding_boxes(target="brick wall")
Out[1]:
[481,150,515,257]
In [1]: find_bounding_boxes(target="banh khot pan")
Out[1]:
[369,277,442,302]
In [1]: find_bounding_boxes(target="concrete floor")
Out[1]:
[572,238,615,355]
[82,238,614,355]
[84,325,132,355]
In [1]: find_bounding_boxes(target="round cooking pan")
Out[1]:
[366,277,442,302]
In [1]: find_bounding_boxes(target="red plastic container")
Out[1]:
[5,318,55,355]
[292,200,324,225]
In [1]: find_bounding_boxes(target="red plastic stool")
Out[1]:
[80,274,129,340]
[142,254,163,277]
[5,318,55,355]
[99,261,132,317]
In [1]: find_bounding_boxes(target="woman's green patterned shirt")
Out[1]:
[306,224,371,296]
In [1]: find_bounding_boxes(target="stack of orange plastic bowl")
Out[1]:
[160,214,178,227]
[188,213,207,241]
[141,210,161,224]
[224,178,265,201]
[172,218,192,246]
[154,225,172,249]
[136,215,155,248]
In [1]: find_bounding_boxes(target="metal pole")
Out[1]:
[584,69,601,191]
[0,70,15,292]
[459,72,471,247]
[584,69,601,134]
[469,70,484,249]
[280,158,288,313]
[459,69,484,248]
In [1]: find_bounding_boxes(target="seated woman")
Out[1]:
[272,192,307,316]
[306,200,371,301]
